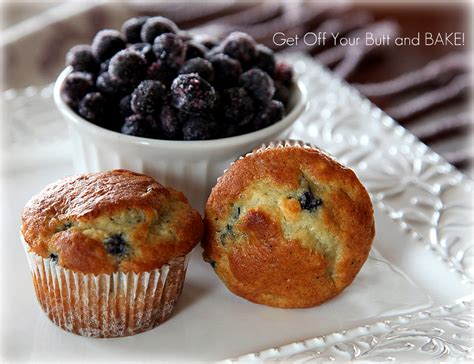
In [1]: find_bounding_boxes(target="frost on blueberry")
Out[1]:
[109,49,147,86]
[121,16,149,44]
[140,16,179,44]
[131,80,166,115]
[240,68,275,104]
[91,30,125,62]
[62,15,295,140]
[171,74,216,113]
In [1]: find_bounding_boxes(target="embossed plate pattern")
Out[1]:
[1,55,472,362]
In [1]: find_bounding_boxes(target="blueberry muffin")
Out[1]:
[202,141,375,308]
[21,169,203,337]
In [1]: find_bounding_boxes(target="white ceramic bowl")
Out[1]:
[54,67,307,211]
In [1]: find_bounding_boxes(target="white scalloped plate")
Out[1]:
[1,55,472,362]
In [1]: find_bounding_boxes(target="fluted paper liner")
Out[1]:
[22,236,190,338]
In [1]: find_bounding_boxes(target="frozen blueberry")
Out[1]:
[222,32,257,66]
[141,16,179,44]
[159,103,182,139]
[100,59,111,73]
[220,87,255,126]
[179,58,214,83]
[253,44,276,75]
[146,60,176,86]
[129,42,155,64]
[109,49,147,86]
[185,40,208,60]
[182,113,217,140]
[91,29,126,62]
[78,92,110,124]
[252,100,284,130]
[121,16,149,43]
[208,53,242,89]
[103,234,129,256]
[152,33,186,69]
[298,190,323,212]
[240,68,275,104]
[61,72,95,108]
[131,80,166,115]
[121,114,159,137]
[65,45,98,73]
[273,81,291,107]
[96,72,132,95]
[274,62,294,87]
[171,74,216,113]
[119,94,133,118]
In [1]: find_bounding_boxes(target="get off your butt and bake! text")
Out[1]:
[273,31,466,47]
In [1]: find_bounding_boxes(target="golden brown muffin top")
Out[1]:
[203,144,375,308]
[22,169,203,274]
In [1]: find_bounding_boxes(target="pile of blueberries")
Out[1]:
[61,16,294,140]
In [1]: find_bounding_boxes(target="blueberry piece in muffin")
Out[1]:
[298,188,323,212]
[49,253,59,263]
[121,16,149,44]
[152,33,186,69]
[103,233,129,256]
[91,30,126,62]
[131,80,166,115]
[140,16,179,44]
[203,142,375,308]
[240,68,275,104]
[171,74,216,114]
[65,45,99,73]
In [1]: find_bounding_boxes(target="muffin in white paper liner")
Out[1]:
[22,236,190,338]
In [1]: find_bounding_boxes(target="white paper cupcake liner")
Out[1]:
[21,236,190,338]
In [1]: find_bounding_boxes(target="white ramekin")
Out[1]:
[54,67,307,211]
